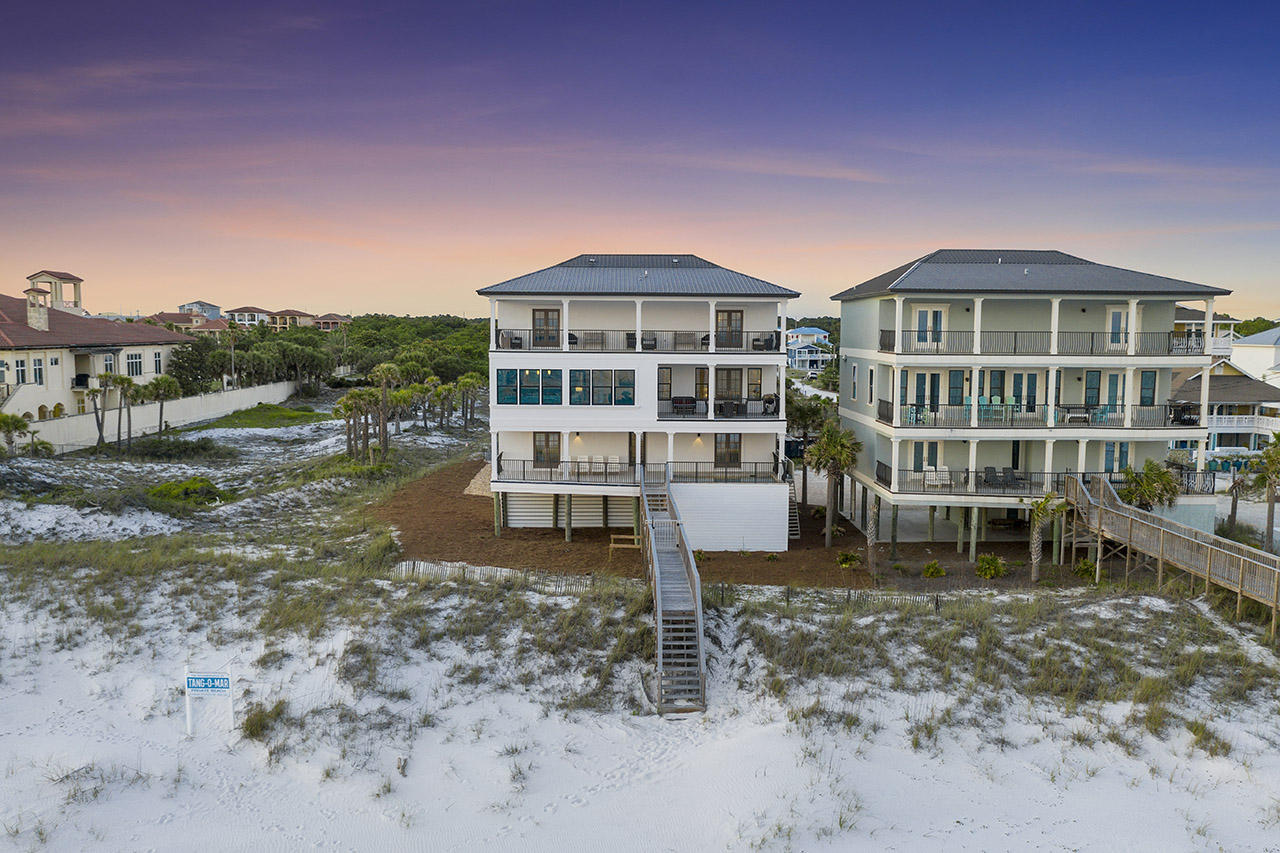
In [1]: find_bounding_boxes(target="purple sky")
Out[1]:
[1,1,1277,317]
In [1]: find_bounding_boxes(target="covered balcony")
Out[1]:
[655,364,783,421]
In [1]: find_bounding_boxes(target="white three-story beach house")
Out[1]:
[480,254,797,551]
[833,249,1229,552]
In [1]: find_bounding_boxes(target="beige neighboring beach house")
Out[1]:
[1,273,190,422]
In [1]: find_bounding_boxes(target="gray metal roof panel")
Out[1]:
[477,254,799,298]
[832,249,1230,301]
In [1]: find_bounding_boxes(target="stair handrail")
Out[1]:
[663,463,706,703]
[638,475,663,648]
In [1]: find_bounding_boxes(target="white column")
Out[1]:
[634,430,644,470]
[562,298,570,350]
[1198,349,1211,470]
[490,430,498,463]
[890,439,901,491]
[1196,439,1206,473]
[1123,367,1135,427]
[970,366,980,427]
[1203,297,1216,356]
[778,365,786,420]
[708,301,717,353]
[635,299,643,352]
[1047,366,1057,427]
[1044,439,1055,490]
[891,365,901,426]
[968,439,978,492]
[972,297,983,354]
[1126,298,1138,355]
[893,297,904,353]
[562,430,571,474]
[1077,439,1087,474]
[667,431,675,464]
[1050,297,1061,355]
[707,364,716,420]
[489,299,496,349]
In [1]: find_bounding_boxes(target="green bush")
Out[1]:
[922,560,945,579]
[1073,558,1097,582]
[241,699,288,741]
[836,551,860,568]
[146,476,230,506]
[974,553,1007,580]
[1216,519,1262,549]
[115,436,235,461]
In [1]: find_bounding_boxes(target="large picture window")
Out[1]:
[32,358,44,385]
[541,369,562,405]
[695,367,708,401]
[747,368,762,400]
[1140,370,1156,406]
[657,367,671,401]
[126,352,143,377]
[496,369,517,404]
[591,369,613,405]
[614,369,634,405]
[519,369,541,404]
[569,369,590,405]
[714,433,741,468]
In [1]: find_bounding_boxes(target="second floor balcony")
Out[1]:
[878,400,1201,430]
[878,329,1205,357]
[495,328,781,353]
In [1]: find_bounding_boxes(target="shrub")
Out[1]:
[922,560,945,579]
[836,551,860,568]
[1073,558,1097,582]
[146,476,230,506]
[765,553,779,562]
[241,699,288,741]
[974,553,1007,580]
[116,436,235,461]
[1216,519,1263,548]
[24,439,55,458]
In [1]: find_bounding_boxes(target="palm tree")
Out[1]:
[1026,492,1068,583]
[94,373,115,449]
[804,421,862,547]
[1250,434,1280,552]
[86,387,106,448]
[148,374,182,435]
[455,373,483,428]
[0,413,29,456]
[389,388,414,435]
[788,390,832,507]
[1116,459,1181,511]
[368,362,402,460]
[122,380,147,450]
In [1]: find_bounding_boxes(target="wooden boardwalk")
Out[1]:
[1064,475,1279,637]
[641,473,706,712]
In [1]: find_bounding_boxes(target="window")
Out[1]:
[569,370,590,405]
[126,352,143,377]
[15,359,26,384]
[104,354,115,374]
[496,369,517,404]
[715,310,743,349]
[657,367,672,401]
[49,357,59,366]
[867,367,873,405]
[1084,371,1101,407]
[747,368,762,400]
[988,369,1005,400]
[519,369,541,404]
[715,367,742,400]
[714,433,741,468]
[1104,441,1130,473]
[614,370,634,405]
[533,432,560,468]
[912,441,938,471]
[532,309,560,348]
[154,351,162,373]
[1140,370,1156,406]
[695,368,708,401]
[32,358,43,385]
[948,370,965,406]
[850,364,857,401]
[541,369,562,405]
[591,369,613,405]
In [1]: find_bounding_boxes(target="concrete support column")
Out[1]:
[667,431,675,465]
[1077,439,1087,474]
[891,365,901,426]
[891,439,901,491]
[635,299,643,352]
[957,507,966,553]
[1050,297,1061,355]
[1126,298,1139,356]
[928,505,936,540]
[489,299,496,349]
[779,365,787,420]
[1198,315,1212,472]
[708,363,717,420]
[890,505,899,560]
[564,494,573,542]
[1123,367,1135,427]
[969,507,979,562]
[1046,367,1057,427]
[968,439,978,492]
[562,299,570,351]
[972,297,983,354]
[708,301,717,353]
[970,366,980,427]
[893,297,904,353]
[562,431,571,473]
[1044,439,1056,492]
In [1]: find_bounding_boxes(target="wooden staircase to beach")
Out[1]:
[640,470,706,712]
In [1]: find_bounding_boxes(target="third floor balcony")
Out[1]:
[877,329,1205,357]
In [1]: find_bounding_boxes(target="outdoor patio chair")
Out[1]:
[641,333,658,350]
[936,465,951,487]
[982,466,1000,488]
[626,332,636,349]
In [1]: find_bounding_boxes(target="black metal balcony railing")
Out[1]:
[667,462,779,483]
[878,329,1205,356]
[712,396,782,419]
[882,402,1201,429]
[898,330,975,355]
[71,374,91,389]
[641,330,709,351]
[566,329,635,351]
[884,468,1214,497]
[657,398,708,419]
[494,458,641,484]
[495,328,562,349]
[713,331,782,352]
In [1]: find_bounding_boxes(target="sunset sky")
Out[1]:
[2,1,1277,319]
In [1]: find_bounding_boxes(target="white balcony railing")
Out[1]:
[1206,414,1280,433]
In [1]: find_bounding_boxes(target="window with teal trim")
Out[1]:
[614,369,634,405]
[541,369,562,405]
[569,369,590,405]
[592,369,613,405]
[519,369,541,404]
[496,369,517,404]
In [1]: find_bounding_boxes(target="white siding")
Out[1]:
[669,483,789,551]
